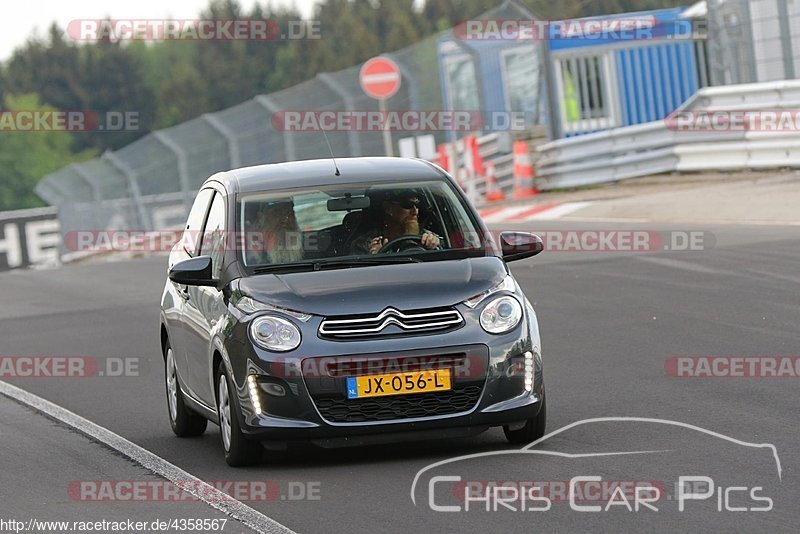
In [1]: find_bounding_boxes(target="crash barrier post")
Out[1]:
[460,136,478,204]
[426,133,516,203]
[437,144,450,173]
[467,135,485,179]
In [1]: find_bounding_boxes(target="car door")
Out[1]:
[182,189,229,407]
[167,187,214,395]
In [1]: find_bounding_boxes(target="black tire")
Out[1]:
[164,340,207,437]
[503,395,546,445]
[216,363,263,467]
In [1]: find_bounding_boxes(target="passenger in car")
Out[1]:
[248,200,304,265]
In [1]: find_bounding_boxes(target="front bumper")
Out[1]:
[245,387,544,447]
[224,301,545,445]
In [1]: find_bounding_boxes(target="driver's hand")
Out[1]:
[421,232,440,250]
[369,236,387,254]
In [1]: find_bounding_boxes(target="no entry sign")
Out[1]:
[359,57,401,100]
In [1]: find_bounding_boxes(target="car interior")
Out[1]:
[242,187,451,263]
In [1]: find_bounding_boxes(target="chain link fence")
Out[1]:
[36,2,537,242]
[707,0,800,85]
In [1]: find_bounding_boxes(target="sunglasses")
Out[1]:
[394,198,421,209]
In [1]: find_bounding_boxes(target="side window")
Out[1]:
[183,189,215,256]
[199,192,226,278]
[501,46,540,123]
[444,53,480,110]
[556,52,618,134]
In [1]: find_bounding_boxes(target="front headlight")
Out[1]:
[234,295,311,322]
[479,295,522,334]
[463,275,516,308]
[250,315,302,352]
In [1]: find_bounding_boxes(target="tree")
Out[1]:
[78,39,156,151]
[0,69,5,107]
[0,94,96,211]
[4,24,155,152]
[4,25,85,111]
[378,0,423,51]
[192,0,255,110]
[155,62,210,128]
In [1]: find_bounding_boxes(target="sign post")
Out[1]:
[359,56,401,157]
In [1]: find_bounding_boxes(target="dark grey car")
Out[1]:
[160,157,545,466]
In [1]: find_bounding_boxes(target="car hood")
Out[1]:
[235,257,507,316]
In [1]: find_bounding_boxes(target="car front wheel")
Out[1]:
[503,395,546,444]
[216,363,262,467]
[164,342,207,437]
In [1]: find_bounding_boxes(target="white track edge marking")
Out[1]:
[0,380,295,534]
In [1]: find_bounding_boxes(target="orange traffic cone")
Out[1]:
[484,161,505,202]
[512,140,537,199]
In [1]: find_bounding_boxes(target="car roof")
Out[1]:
[206,157,447,195]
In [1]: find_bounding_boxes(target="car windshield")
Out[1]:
[237,179,493,270]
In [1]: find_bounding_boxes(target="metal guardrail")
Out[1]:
[441,131,533,206]
[536,80,800,189]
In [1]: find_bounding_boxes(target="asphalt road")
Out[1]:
[0,221,798,533]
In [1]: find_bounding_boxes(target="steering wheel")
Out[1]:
[378,235,426,253]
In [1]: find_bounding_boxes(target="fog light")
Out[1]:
[523,351,534,392]
[261,382,286,397]
[247,375,263,415]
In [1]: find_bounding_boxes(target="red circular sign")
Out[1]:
[359,57,401,100]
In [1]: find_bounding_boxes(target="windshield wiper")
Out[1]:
[252,256,421,274]
[252,262,320,274]
[316,256,423,267]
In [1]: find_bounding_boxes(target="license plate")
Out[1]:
[347,369,451,399]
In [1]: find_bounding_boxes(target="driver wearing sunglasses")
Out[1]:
[350,189,441,255]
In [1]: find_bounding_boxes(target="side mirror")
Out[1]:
[169,256,217,286]
[499,232,543,262]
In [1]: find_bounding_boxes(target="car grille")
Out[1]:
[313,385,483,423]
[318,306,463,340]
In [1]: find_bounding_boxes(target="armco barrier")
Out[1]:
[537,80,800,189]
[0,207,61,271]
[682,80,800,112]
[437,132,517,206]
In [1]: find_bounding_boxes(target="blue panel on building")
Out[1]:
[436,4,705,140]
